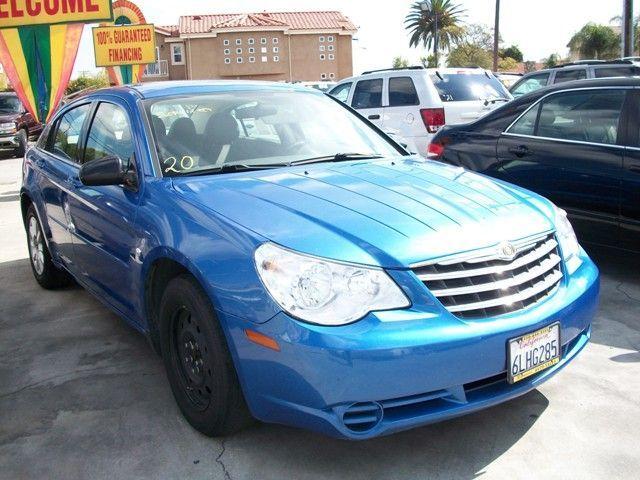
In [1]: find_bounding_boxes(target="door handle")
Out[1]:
[508,145,530,158]
[368,114,381,120]
[34,158,45,168]
[629,165,640,174]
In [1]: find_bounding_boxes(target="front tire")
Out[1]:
[159,275,253,436]
[25,205,72,289]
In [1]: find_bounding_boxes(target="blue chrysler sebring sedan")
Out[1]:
[20,81,599,439]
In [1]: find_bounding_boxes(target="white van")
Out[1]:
[328,66,512,156]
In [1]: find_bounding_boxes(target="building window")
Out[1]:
[224,48,230,55]
[236,38,242,45]
[273,37,278,44]
[236,48,242,54]
[328,45,334,51]
[329,73,335,79]
[321,73,327,79]
[319,36,325,42]
[249,56,255,63]
[273,46,279,53]
[224,58,231,64]
[248,38,255,45]
[273,56,279,62]
[320,54,326,60]
[237,57,243,63]
[171,44,185,65]
[261,37,267,44]
[319,45,325,52]
[328,36,334,42]
[328,54,335,60]
[261,56,268,62]
[223,39,230,46]
[261,47,267,53]
[249,47,255,54]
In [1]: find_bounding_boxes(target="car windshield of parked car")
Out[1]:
[430,72,510,102]
[146,90,402,176]
[0,95,22,113]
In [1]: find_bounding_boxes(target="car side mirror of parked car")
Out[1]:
[79,155,138,190]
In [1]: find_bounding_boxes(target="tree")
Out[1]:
[498,56,519,71]
[501,45,523,62]
[523,61,536,73]
[65,71,109,95]
[567,23,620,60]
[543,53,561,68]
[392,56,410,69]
[446,24,494,69]
[420,54,437,68]
[405,0,466,64]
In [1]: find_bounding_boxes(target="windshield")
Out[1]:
[146,90,402,177]
[0,95,22,114]
[430,72,510,102]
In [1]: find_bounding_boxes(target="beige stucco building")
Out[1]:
[144,11,357,83]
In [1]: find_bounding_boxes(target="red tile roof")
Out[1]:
[155,25,179,36]
[179,11,357,34]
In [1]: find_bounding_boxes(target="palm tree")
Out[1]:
[567,23,620,60]
[405,1,465,66]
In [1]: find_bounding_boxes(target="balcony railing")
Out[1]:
[143,60,168,78]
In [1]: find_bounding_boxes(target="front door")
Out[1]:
[66,100,141,318]
[497,88,627,246]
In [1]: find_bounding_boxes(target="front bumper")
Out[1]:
[222,253,599,440]
[0,133,19,150]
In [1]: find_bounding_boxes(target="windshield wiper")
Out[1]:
[182,162,288,176]
[291,152,384,166]
[483,97,510,106]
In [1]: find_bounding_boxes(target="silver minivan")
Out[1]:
[329,66,511,157]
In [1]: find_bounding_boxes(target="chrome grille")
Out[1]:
[413,233,563,319]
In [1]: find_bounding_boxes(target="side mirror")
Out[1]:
[79,155,137,188]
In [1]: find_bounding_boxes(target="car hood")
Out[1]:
[171,157,555,268]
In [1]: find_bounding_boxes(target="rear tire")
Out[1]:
[159,274,253,436]
[14,129,27,157]
[25,205,73,289]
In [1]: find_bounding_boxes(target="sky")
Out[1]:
[72,0,639,78]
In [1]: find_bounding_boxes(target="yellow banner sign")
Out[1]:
[92,24,156,67]
[0,0,113,28]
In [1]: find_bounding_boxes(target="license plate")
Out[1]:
[508,323,561,384]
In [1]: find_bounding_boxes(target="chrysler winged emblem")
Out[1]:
[497,241,517,261]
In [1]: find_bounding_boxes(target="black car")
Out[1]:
[0,92,43,157]
[429,77,640,252]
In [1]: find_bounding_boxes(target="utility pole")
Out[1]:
[493,0,500,71]
[622,0,634,57]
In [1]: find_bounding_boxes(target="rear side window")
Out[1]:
[429,72,509,102]
[48,104,91,162]
[328,82,352,103]
[388,77,420,106]
[594,66,640,78]
[511,73,550,97]
[351,79,383,109]
[535,90,625,145]
[508,105,539,136]
[553,69,587,84]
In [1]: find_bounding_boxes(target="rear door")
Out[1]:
[497,88,627,245]
[350,77,384,127]
[34,102,92,268]
[429,71,511,124]
[382,76,423,152]
[620,89,640,251]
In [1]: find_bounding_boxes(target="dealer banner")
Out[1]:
[0,0,113,28]
[101,0,149,85]
[93,24,155,67]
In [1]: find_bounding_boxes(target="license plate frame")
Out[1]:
[507,322,561,384]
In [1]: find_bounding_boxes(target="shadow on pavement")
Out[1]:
[0,256,551,479]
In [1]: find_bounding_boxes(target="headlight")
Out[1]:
[554,206,582,274]
[254,243,410,325]
[0,122,16,133]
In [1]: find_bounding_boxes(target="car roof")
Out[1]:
[81,80,319,101]
[338,66,491,84]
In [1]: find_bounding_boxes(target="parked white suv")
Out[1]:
[328,66,512,157]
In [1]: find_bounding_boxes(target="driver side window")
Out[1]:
[84,103,134,166]
[48,104,91,162]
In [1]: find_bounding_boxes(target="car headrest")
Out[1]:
[151,115,167,139]
[168,117,197,142]
[204,112,240,145]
